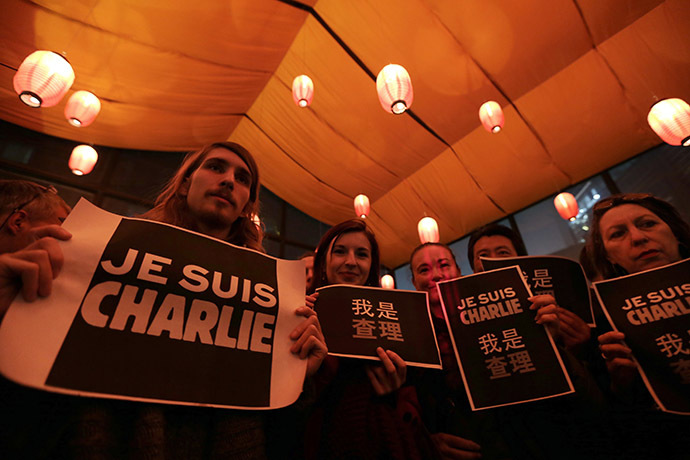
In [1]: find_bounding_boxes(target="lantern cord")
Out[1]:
[0,62,18,71]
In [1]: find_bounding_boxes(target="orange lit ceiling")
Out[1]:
[1,0,689,267]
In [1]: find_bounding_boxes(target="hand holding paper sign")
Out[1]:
[431,432,482,460]
[597,331,637,393]
[557,306,591,352]
[365,347,406,395]
[290,304,327,377]
[529,294,560,338]
[0,225,71,319]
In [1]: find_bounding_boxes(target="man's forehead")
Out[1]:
[476,235,515,251]
[414,247,451,264]
[206,149,249,168]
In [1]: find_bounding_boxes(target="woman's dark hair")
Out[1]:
[308,219,380,294]
[467,224,527,271]
[589,193,690,279]
[409,242,459,277]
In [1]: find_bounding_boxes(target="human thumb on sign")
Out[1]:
[0,229,71,320]
[366,347,407,396]
[529,294,560,339]
[557,307,591,355]
[291,305,327,377]
[598,331,637,393]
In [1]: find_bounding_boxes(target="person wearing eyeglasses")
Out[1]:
[0,180,72,320]
[0,180,70,254]
[591,194,690,389]
[589,193,689,460]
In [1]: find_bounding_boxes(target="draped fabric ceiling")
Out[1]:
[1,0,689,267]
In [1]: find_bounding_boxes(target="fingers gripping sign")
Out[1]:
[598,331,637,391]
[529,294,560,339]
[0,229,72,319]
[557,306,591,351]
[432,432,482,460]
[365,347,406,396]
[290,298,327,377]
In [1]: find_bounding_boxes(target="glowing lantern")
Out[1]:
[292,75,314,108]
[13,50,75,108]
[376,64,413,114]
[417,217,439,244]
[554,192,579,221]
[354,194,370,218]
[250,213,262,229]
[647,98,690,146]
[381,274,395,290]
[69,145,98,175]
[479,101,504,133]
[64,91,101,127]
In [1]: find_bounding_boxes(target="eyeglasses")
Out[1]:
[0,184,58,231]
[592,193,653,217]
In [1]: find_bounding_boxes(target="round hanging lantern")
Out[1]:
[354,194,370,218]
[13,50,75,108]
[292,75,314,108]
[554,192,579,221]
[69,145,98,175]
[64,91,101,127]
[417,217,439,244]
[381,274,395,290]
[479,101,504,133]
[647,98,690,146]
[376,64,413,114]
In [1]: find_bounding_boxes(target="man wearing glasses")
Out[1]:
[0,180,72,320]
[0,180,70,254]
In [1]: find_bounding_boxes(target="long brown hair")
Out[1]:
[308,219,380,294]
[141,142,263,251]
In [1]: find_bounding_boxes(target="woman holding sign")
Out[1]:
[592,193,690,386]
[591,193,690,459]
[302,219,438,459]
[410,242,500,460]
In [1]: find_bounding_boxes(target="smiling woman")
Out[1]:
[304,219,438,459]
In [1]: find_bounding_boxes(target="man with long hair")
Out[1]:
[0,142,326,459]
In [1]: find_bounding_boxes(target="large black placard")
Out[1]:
[438,266,574,410]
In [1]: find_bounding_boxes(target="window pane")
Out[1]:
[448,236,472,276]
[259,188,282,236]
[263,237,281,258]
[609,144,690,221]
[284,204,327,248]
[107,149,184,202]
[0,121,107,186]
[283,242,313,260]
[514,176,612,260]
[394,264,415,291]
